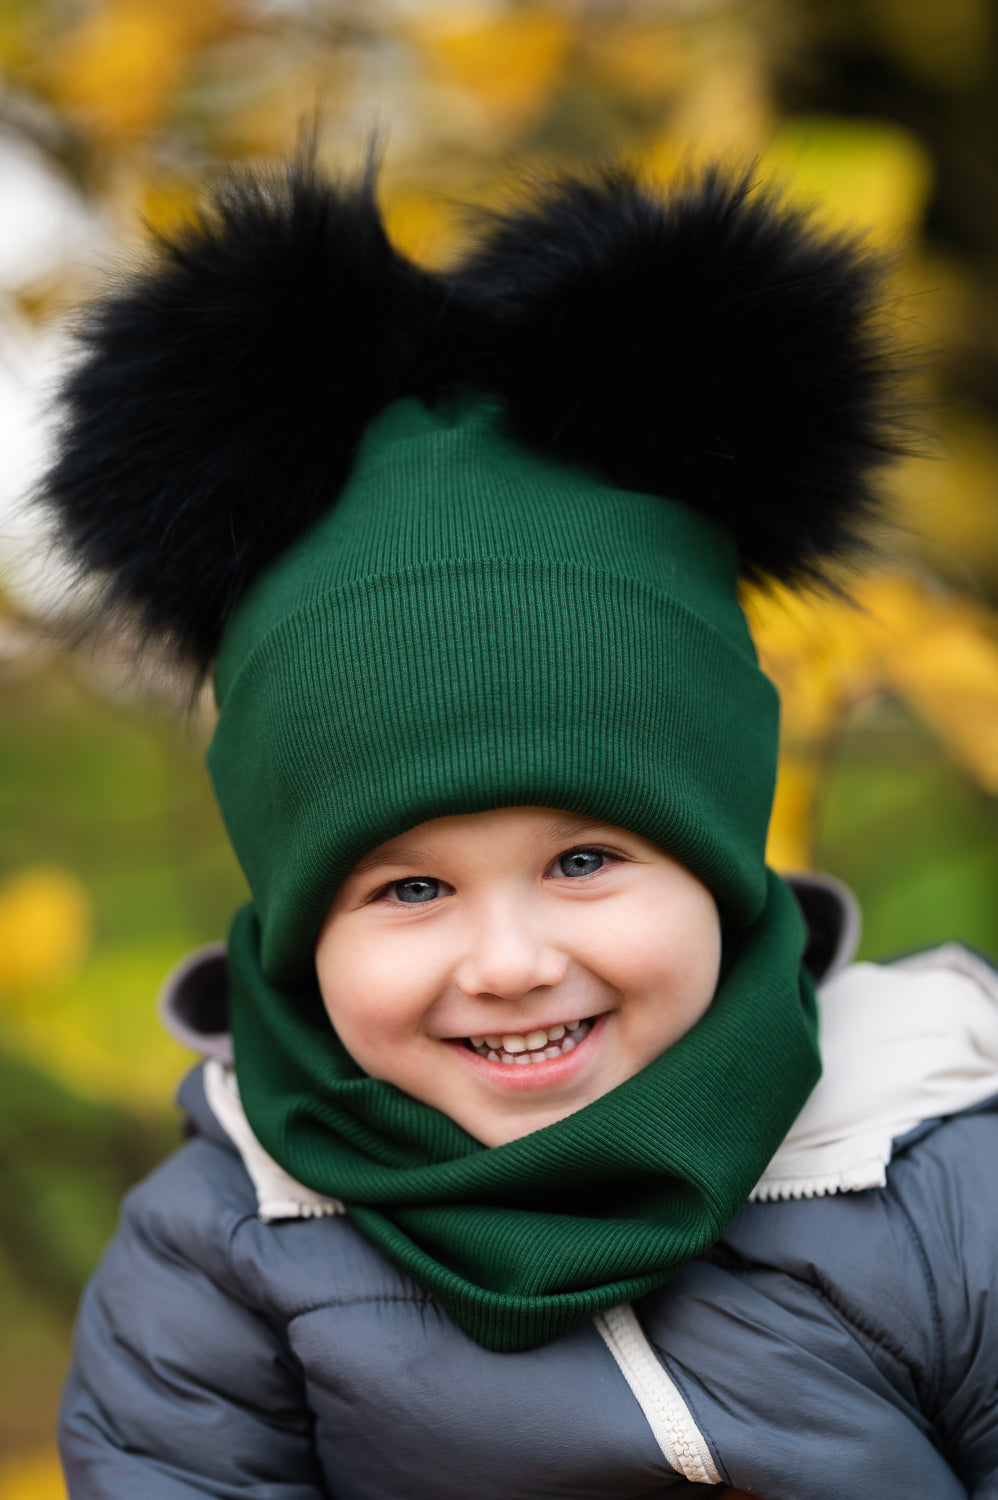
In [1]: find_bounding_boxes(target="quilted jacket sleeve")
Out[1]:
[59,1138,329,1500]
[893,1108,998,1500]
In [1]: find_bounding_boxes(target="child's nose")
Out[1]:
[454,901,568,1001]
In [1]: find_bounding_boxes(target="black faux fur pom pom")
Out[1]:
[42,153,906,677]
[455,164,906,589]
[44,154,449,675]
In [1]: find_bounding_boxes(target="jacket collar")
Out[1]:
[751,941,998,1200]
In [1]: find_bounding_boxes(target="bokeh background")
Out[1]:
[2,0,998,1491]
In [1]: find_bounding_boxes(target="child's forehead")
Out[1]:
[347,807,634,876]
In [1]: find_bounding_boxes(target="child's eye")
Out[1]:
[557,848,606,878]
[392,877,440,904]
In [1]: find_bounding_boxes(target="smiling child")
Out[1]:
[45,154,998,1498]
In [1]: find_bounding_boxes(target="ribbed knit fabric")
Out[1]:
[207,392,822,1350]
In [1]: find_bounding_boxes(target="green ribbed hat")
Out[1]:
[208,393,779,984]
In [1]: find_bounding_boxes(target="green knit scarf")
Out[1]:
[229,868,818,1353]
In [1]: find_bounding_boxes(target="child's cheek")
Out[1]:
[578,889,720,1001]
[316,918,446,1067]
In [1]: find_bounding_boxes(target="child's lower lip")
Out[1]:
[450,1012,607,1088]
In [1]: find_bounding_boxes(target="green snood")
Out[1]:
[208,394,822,1351]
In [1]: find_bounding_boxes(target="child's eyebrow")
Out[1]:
[541,815,617,844]
[348,842,436,879]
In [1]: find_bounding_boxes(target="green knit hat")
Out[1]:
[208,391,778,985]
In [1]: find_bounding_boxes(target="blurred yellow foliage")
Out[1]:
[587,21,684,105]
[750,574,998,867]
[0,0,41,71]
[865,574,998,793]
[890,417,998,582]
[215,59,352,160]
[0,867,93,999]
[1,942,197,1111]
[762,116,934,241]
[41,0,227,142]
[766,753,823,873]
[382,187,463,269]
[413,5,570,128]
[0,1446,64,1500]
[891,247,972,353]
[653,24,772,166]
[138,173,201,237]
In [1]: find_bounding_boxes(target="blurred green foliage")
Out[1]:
[821,702,998,958]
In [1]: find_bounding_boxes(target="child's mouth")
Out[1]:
[464,1018,594,1065]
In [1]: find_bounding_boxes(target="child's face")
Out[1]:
[315,806,721,1147]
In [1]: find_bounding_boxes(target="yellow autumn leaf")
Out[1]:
[746,572,998,865]
[767,751,824,872]
[896,627,998,792]
[588,21,684,105]
[412,5,570,128]
[887,415,998,582]
[0,867,93,998]
[382,188,463,269]
[1,942,197,1112]
[0,0,40,72]
[761,116,934,241]
[746,587,875,870]
[138,174,201,238]
[751,571,998,822]
[744,584,880,737]
[41,0,226,142]
[859,574,998,793]
[0,1446,65,1500]
[775,648,843,743]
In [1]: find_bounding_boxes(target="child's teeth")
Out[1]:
[470,1018,593,1062]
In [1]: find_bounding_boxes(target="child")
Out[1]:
[44,154,998,1499]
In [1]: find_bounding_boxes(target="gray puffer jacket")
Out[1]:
[60,883,998,1500]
